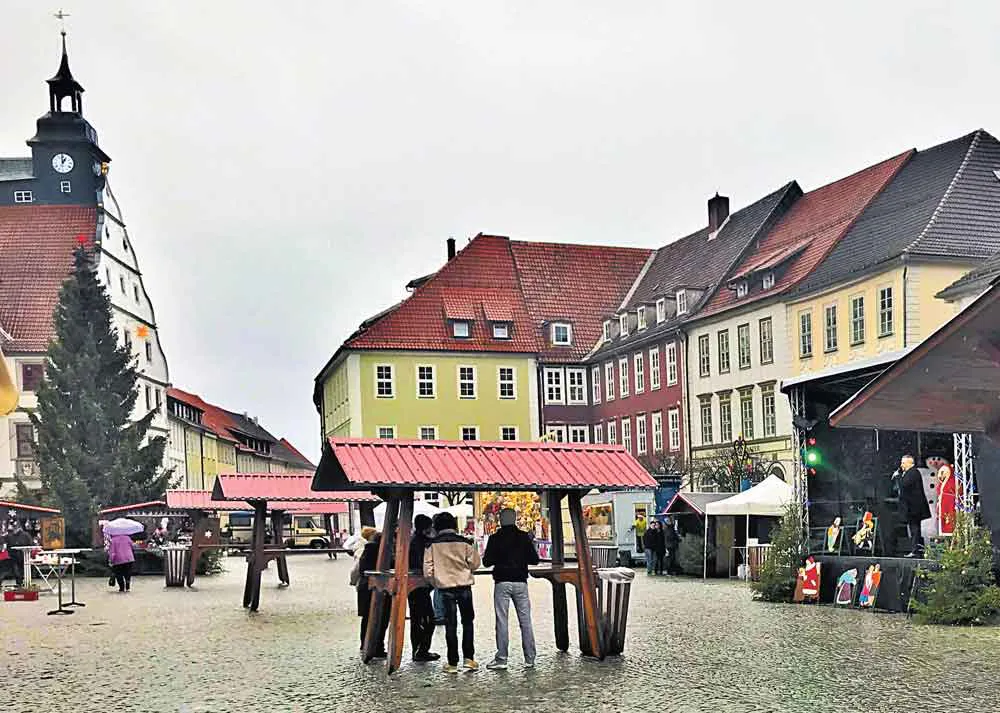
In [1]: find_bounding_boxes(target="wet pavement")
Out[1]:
[4,555,1000,712]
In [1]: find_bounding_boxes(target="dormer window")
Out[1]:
[492,322,510,340]
[619,314,629,337]
[603,320,611,342]
[637,306,647,331]
[676,290,689,316]
[736,281,749,298]
[762,271,775,290]
[551,323,572,345]
[452,320,471,338]
[656,299,666,324]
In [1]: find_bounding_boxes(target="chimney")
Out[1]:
[708,193,730,233]
[446,237,456,261]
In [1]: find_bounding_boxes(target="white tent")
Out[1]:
[702,475,793,578]
[373,500,443,528]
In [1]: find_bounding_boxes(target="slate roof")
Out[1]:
[936,249,1000,301]
[0,158,33,182]
[0,205,97,353]
[591,182,799,357]
[276,438,316,470]
[793,129,1000,297]
[510,241,651,362]
[699,150,911,318]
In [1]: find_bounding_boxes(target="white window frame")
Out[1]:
[607,420,617,445]
[619,314,629,337]
[718,330,731,374]
[824,304,838,352]
[637,306,647,331]
[452,320,471,338]
[544,367,565,404]
[545,425,567,443]
[698,334,710,377]
[667,408,681,452]
[618,357,629,397]
[461,425,480,441]
[719,396,733,443]
[569,425,589,444]
[567,368,587,405]
[852,295,867,345]
[591,365,601,404]
[604,362,615,400]
[649,346,661,390]
[416,364,436,399]
[59,180,71,194]
[551,322,572,345]
[656,298,666,324]
[738,323,751,369]
[500,426,519,441]
[419,425,438,440]
[878,287,894,337]
[13,190,32,203]
[603,320,611,342]
[759,317,774,365]
[594,423,604,444]
[621,417,632,453]
[665,342,677,385]
[699,398,713,445]
[799,311,813,358]
[636,415,648,455]
[736,281,748,298]
[377,425,396,439]
[375,364,395,399]
[676,290,688,316]
[492,322,510,340]
[458,365,477,399]
[762,271,775,290]
[633,352,645,394]
[762,385,776,438]
[739,389,755,440]
[652,411,663,453]
[498,366,516,400]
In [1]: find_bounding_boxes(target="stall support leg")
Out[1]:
[387,493,414,674]
[363,496,399,663]
[703,516,709,579]
[187,512,206,587]
[547,490,570,652]
[324,514,336,559]
[568,492,603,659]
[271,510,290,587]
[245,502,267,611]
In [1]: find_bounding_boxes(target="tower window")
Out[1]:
[13,191,32,203]
[145,341,153,363]
[60,181,72,194]
[119,276,126,294]
[133,284,140,302]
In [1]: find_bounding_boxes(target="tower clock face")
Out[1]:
[52,153,74,173]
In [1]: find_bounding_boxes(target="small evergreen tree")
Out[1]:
[753,503,805,602]
[30,244,171,545]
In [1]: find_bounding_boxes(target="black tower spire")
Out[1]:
[47,31,84,114]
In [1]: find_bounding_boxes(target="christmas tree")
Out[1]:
[30,242,171,544]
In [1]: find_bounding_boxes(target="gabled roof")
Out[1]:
[510,241,651,362]
[699,150,911,318]
[0,205,97,353]
[937,250,1000,301]
[274,438,316,470]
[794,130,1000,297]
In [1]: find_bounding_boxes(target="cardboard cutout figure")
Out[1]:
[937,465,960,536]
[858,564,882,608]
[801,556,820,602]
[793,566,806,603]
[835,568,859,606]
[853,511,876,551]
[826,517,842,553]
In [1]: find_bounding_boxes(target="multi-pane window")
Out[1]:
[603,321,611,342]
[377,426,396,439]
[879,287,894,337]
[739,389,754,440]
[591,366,601,403]
[419,426,438,440]
[619,314,629,337]
[546,426,566,443]
[594,423,604,444]
[649,347,661,390]
[824,305,838,352]
[607,420,617,445]
[656,299,666,323]
[799,312,813,358]
[761,385,777,437]
[698,335,710,377]
[633,353,645,394]
[492,322,510,339]
[736,281,748,298]
[13,190,33,203]
[375,364,394,398]
[762,271,775,289]
[676,290,688,315]
[636,415,648,454]
[544,367,563,404]
[720,396,733,443]
[668,408,681,451]
[551,323,572,345]
[568,369,587,404]
[619,357,629,398]
[461,426,479,441]
[700,398,713,445]
[665,342,677,385]
[501,426,518,441]
[652,411,663,453]
[605,362,615,400]
[738,323,751,369]
[851,296,866,345]
[452,320,470,338]
[498,367,515,399]
[15,424,34,458]
[621,418,632,453]
[718,330,731,373]
[20,363,44,392]
[759,317,773,364]
[569,425,589,444]
[417,365,436,398]
[459,366,477,399]
[637,306,647,331]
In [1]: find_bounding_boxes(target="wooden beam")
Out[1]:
[363,495,399,662]
[271,509,290,586]
[567,491,603,659]
[387,493,414,674]
[186,510,205,587]
[359,501,377,528]
[546,490,569,652]
[244,501,268,611]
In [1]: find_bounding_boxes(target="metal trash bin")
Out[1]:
[163,545,190,587]
[590,545,619,569]
[595,567,635,656]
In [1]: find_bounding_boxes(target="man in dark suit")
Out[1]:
[897,454,931,557]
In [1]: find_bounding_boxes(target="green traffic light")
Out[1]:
[806,450,819,465]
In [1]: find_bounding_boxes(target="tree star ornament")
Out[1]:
[136,325,150,339]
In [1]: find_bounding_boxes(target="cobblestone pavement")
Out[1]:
[4,556,1000,713]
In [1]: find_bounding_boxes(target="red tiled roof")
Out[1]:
[0,500,62,515]
[167,387,240,444]
[700,151,912,318]
[212,473,379,503]
[510,241,652,362]
[313,437,658,491]
[0,206,97,353]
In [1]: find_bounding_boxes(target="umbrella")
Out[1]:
[103,517,144,537]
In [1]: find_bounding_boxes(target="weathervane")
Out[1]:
[54,9,70,33]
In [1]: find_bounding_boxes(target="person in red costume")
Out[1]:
[937,464,961,536]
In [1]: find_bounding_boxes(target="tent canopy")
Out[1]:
[373,499,441,528]
[705,475,792,517]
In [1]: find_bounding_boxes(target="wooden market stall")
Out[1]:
[311,437,657,673]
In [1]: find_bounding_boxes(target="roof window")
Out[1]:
[452,320,471,339]
[551,323,572,345]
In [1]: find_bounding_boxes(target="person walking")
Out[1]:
[424,512,481,673]
[642,522,659,575]
[896,454,931,557]
[408,515,439,662]
[107,531,135,592]
[651,521,666,575]
[482,508,539,670]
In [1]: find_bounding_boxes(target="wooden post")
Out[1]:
[187,510,205,587]
[271,509,289,586]
[244,501,267,611]
[323,513,336,559]
[387,492,414,674]
[546,490,570,652]
[359,501,377,528]
[567,491,603,659]
[363,496,399,662]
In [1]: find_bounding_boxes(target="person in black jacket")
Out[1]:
[357,532,390,659]
[642,524,659,575]
[408,515,439,662]
[897,454,931,556]
[482,508,539,670]
[662,517,680,575]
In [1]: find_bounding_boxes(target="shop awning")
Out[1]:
[830,280,1000,434]
[312,437,658,492]
[704,475,792,517]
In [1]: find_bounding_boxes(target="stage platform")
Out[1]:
[813,554,936,613]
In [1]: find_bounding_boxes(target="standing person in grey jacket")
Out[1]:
[482,508,540,670]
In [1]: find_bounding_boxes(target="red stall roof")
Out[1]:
[212,474,379,503]
[0,500,61,515]
[99,501,168,516]
[312,438,658,492]
[165,490,249,512]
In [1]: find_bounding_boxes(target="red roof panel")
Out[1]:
[213,473,378,503]
[165,490,249,511]
[0,500,62,515]
[314,438,657,491]
[99,501,167,516]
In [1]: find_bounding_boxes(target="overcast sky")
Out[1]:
[2,2,998,460]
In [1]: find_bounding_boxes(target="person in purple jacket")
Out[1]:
[107,532,136,592]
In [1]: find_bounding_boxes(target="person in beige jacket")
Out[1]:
[424,512,481,672]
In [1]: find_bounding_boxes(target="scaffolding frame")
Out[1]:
[789,385,809,539]
[953,432,976,515]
